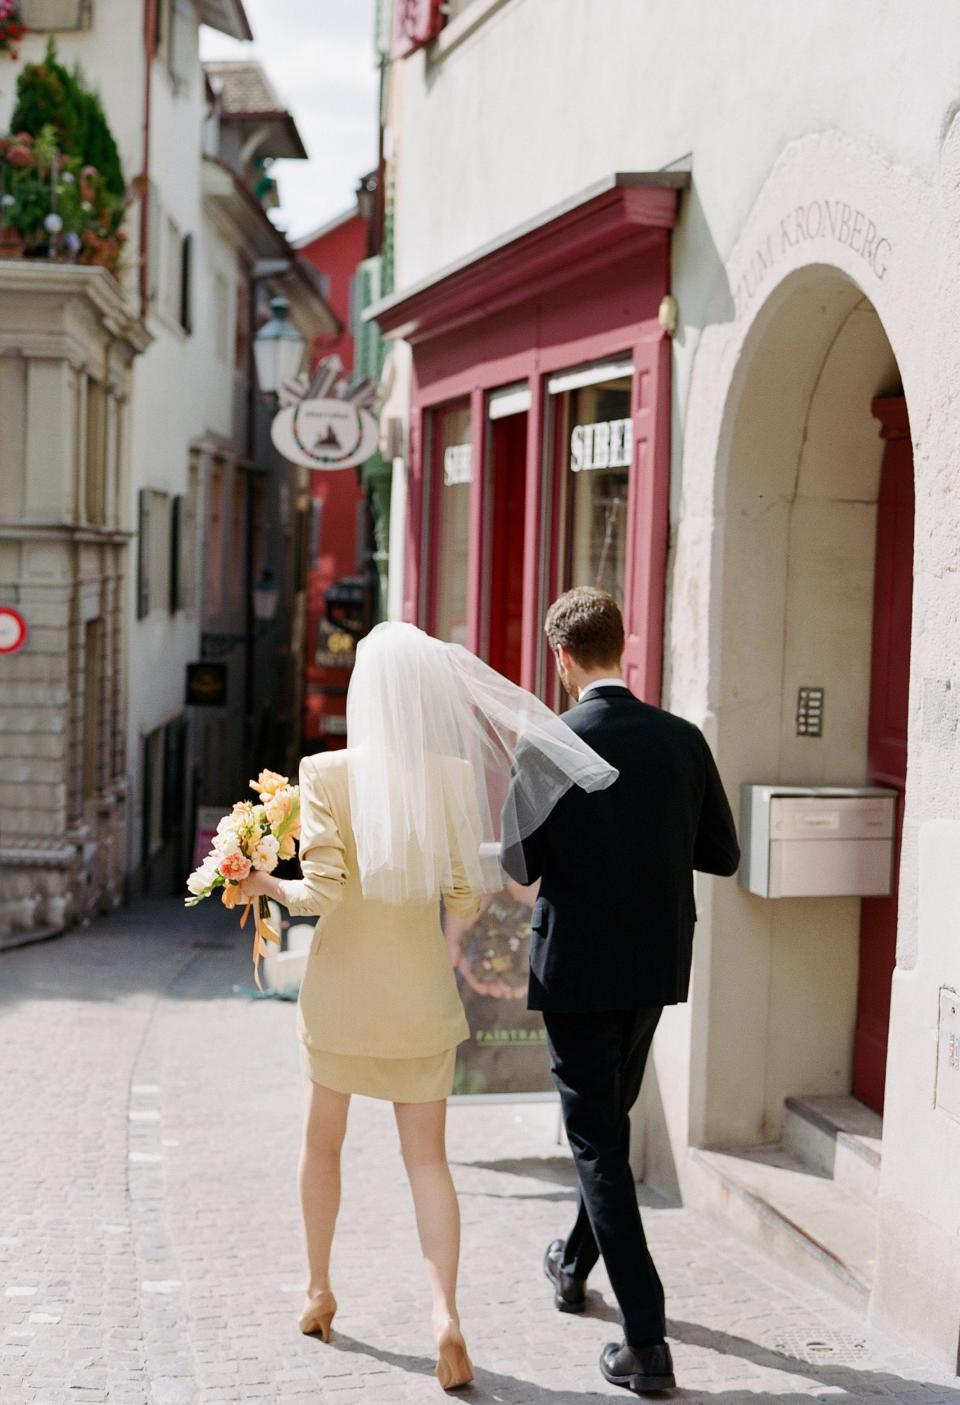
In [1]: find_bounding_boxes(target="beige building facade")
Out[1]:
[0,265,148,943]
[376,0,960,1370]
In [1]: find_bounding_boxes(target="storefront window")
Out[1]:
[557,369,633,605]
[433,401,472,645]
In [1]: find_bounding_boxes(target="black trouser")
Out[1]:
[543,1005,665,1347]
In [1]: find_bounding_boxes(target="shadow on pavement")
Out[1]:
[666,1318,960,1402]
[333,1325,960,1403]
[452,1155,675,1213]
[333,1333,612,1402]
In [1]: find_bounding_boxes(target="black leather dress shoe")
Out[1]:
[600,1341,676,1393]
[542,1238,586,1313]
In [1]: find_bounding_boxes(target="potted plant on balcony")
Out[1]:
[0,39,127,272]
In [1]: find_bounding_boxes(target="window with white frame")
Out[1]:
[155,0,195,92]
[213,271,230,362]
[136,488,172,618]
[161,214,183,324]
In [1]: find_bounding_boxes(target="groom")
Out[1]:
[502,587,740,1395]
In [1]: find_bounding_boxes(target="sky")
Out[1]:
[200,0,379,242]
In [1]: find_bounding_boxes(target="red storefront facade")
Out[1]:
[373,173,686,705]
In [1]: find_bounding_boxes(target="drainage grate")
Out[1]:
[770,1328,869,1367]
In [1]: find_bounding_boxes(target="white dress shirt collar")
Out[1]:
[578,677,629,702]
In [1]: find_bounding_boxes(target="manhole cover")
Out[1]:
[770,1328,869,1366]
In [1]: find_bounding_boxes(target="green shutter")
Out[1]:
[169,494,182,613]
[180,232,193,334]
[354,255,383,383]
[137,489,151,618]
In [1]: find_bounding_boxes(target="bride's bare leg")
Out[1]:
[394,1099,473,1386]
[300,1080,350,1305]
[394,1099,459,1321]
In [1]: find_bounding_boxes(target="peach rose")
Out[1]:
[265,787,294,827]
[249,769,289,801]
[218,849,252,882]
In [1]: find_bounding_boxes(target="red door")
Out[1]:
[622,335,670,702]
[853,395,914,1114]
[486,412,528,685]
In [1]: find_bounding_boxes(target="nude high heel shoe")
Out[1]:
[435,1319,474,1390]
[298,1289,337,1342]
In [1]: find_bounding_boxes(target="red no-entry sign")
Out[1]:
[0,607,28,655]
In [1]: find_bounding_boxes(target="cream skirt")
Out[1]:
[300,1043,457,1103]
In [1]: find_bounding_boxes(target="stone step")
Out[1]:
[783,1094,882,1198]
[690,1143,877,1309]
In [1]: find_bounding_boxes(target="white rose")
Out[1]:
[186,864,216,896]
[250,834,280,872]
[213,824,241,853]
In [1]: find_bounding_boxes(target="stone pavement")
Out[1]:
[1,899,959,1405]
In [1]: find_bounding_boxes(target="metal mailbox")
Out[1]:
[739,784,898,898]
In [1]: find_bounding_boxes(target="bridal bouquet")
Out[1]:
[185,770,301,989]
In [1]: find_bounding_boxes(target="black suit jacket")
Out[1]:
[502,687,740,1013]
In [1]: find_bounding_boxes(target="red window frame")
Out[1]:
[380,181,680,704]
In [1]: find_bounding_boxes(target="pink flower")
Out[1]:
[218,849,251,882]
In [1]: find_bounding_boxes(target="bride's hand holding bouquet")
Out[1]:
[184,769,301,987]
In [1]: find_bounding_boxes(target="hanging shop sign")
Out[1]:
[570,417,633,473]
[185,661,227,708]
[0,606,27,655]
[443,443,473,486]
[271,357,380,472]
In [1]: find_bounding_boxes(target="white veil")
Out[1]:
[345,621,618,904]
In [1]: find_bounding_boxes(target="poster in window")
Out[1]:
[444,879,553,1096]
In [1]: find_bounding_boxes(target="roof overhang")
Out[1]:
[198,0,254,41]
[220,111,308,161]
[202,157,339,337]
[368,171,688,343]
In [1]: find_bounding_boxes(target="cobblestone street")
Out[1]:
[1,899,958,1405]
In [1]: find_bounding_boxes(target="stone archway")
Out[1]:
[702,264,905,1148]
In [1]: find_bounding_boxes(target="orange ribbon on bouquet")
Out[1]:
[222,884,280,991]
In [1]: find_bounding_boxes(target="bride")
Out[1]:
[237,622,616,1390]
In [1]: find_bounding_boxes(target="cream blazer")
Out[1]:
[276,751,480,1060]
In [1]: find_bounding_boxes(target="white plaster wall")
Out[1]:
[391,0,960,1365]
[123,10,239,873]
[396,0,960,288]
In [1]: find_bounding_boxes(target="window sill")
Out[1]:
[147,306,190,342]
[432,0,514,62]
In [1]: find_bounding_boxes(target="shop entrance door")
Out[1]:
[854,395,914,1114]
[486,411,528,685]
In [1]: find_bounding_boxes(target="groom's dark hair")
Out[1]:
[544,587,624,669]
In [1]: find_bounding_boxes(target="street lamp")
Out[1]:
[253,295,306,395]
[252,568,279,622]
